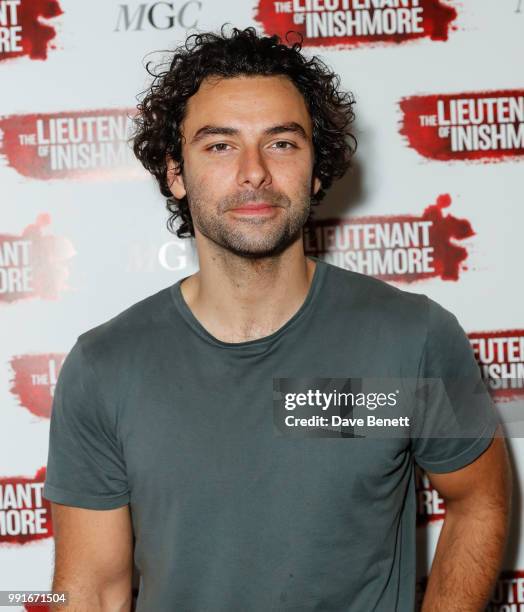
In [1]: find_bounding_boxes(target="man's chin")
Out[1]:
[222,240,292,260]
[195,220,305,259]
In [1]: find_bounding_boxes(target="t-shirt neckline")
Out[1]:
[170,256,327,350]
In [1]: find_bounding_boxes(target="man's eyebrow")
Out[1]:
[189,122,309,144]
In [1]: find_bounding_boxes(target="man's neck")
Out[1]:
[180,243,316,343]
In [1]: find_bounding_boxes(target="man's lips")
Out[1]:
[229,202,278,214]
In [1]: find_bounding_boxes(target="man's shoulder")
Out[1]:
[322,260,430,316]
[76,284,175,357]
[322,262,464,347]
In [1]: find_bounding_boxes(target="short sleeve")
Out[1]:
[43,340,130,509]
[410,297,500,474]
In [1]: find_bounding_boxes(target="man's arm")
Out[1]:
[50,503,134,612]
[420,426,512,612]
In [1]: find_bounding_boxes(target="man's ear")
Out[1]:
[166,156,186,199]
[313,176,322,196]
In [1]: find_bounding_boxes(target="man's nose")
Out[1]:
[236,145,272,190]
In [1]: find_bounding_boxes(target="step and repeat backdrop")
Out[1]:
[1,1,523,609]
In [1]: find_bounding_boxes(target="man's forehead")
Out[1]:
[196,73,295,92]
[182,74,312,136]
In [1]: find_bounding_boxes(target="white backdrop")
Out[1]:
[1,1,523,609]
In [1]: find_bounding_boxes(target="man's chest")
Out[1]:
[120,365,414,520]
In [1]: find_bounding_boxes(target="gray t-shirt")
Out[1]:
[43,257,499,611]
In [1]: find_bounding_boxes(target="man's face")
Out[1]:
[167,75,321,258]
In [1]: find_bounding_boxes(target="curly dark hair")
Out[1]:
[132,24,357,239]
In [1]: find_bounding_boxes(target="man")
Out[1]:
[43,26,511,612]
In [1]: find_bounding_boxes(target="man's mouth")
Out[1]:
[230,202,278,215]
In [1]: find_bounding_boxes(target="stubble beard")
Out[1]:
[184,178,313,260]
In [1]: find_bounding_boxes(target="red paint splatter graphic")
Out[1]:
[421,193,474,280]
[399,89,524,162]
[0,0,63,62]
[0,467,52,545]
[254,0,457,49]
[469,330,524,403]
[0,213,75,303]
[305,194,474,283]
[0,108,141,180]
[9,353,65,418]
[488,570,524,609]
[416,467,446,526]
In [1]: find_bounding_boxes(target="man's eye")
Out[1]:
[207,141,295,152]
[208,143,231,152]
[272,141,296,149]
